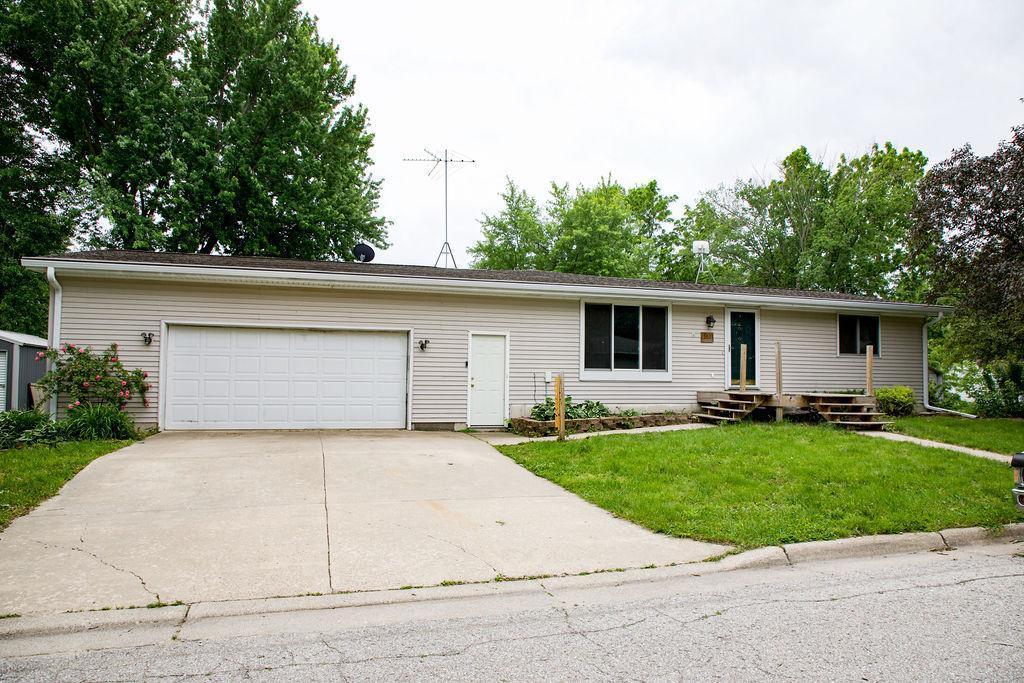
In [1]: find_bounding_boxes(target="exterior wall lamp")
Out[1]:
[140,331,154,345]
[418,339,430,351]
[705,315,717,330]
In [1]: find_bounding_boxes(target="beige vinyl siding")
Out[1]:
[758,310,924,398]
[54,276,927,427]
[56,277,729,425]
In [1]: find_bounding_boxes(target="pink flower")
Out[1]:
[67,403,74,409]
[83,381,89,388]
[111,357,119,362]
[35,351,44,360]
[74,400,80,406]
[121,380,127,387]
[95,374,101,380]
[142,371,148,378]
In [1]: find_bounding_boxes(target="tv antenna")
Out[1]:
[403,148,476,268]
[692,240,715,283]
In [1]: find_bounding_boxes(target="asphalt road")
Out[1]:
[3,541,1023,681]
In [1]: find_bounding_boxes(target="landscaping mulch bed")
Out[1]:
[509,412,694,437]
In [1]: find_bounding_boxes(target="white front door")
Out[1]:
[469,334,506,426]
[165,326,408,430]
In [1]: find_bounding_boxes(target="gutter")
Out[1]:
[46,267,62,419]
[21,257,952,316]
[922,312,976,418]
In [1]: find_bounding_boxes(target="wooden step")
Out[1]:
[812,401,875,407]
[821,411,884,418]
[695,413,738,423]
[717,399,759,406]
[832,420,891,429]
[705,406,752,414]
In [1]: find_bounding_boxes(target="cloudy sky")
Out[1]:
[303,0,1023,267]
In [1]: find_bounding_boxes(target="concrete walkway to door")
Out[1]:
[0,431,727,615]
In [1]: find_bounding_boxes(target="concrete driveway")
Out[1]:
[0,431,726,615]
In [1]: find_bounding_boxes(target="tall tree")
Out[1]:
[911,125,1024,367]
[1,0,387,258]
[658,144,926,298]
[0,22,78,336]
[469,177,677,278]
[166,0,387,257]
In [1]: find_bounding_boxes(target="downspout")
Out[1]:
[922,312,976,418]
[46,267,62,420]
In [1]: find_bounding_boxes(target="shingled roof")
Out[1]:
[35,249,931,307]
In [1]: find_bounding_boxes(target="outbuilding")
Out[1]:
[23,250,951,431]
[0,330,48,412]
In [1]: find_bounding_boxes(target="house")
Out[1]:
[22,250,950,431]
[0,330,48,412]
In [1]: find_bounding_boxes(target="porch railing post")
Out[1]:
[739,343,748,391]
[775,341,783,422]
[865,345,874,397]
[554,373,566,441]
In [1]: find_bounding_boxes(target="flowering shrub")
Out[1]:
[37,343,150,412]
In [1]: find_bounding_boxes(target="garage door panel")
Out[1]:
[165,326,407,429]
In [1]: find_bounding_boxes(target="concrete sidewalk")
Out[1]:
[859,430,1012,463]
[473,422,709,446]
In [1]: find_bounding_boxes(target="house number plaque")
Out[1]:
[700,332,714,343]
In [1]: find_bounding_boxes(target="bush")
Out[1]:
[875,386,916,416]
[37,342,150,411]
[969,363,1024,418]
[61,404,138,441]
[529,396,611,421]
[0,410,50,449]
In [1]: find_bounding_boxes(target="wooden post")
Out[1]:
[554,373,566,441]
[739,343,748,391]
[774,341,783,423]
[865,345,874,397]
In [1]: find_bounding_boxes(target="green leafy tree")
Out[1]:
[1,0,387,258]
[658,144,926,298]
[910,124,1024,415]
[467,179,548,270]
[470,177,677,278]
[0,36,78,335]
[166,0,387,257]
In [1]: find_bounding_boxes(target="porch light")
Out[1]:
[140,331,154,345]
[705,315,716,330]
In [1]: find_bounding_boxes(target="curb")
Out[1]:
[2,523,1021,643]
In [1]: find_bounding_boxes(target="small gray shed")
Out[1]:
[0,330,48,412]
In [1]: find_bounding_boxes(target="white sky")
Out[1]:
[303,0,1024,267]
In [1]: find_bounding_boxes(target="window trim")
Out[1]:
[836,314,881,357]
[579,300,672,382]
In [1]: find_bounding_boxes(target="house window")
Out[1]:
[584,303,667,371]
[838,315,880,355]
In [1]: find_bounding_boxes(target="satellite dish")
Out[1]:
[353,243,375,263]
[692,240,710,255]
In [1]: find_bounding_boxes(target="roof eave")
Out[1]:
[21,257,953,316]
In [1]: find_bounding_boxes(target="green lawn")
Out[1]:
[0,441,129,530]
[890,416,1024,455]
[499,423,1019,550]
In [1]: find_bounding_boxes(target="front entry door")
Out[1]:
[729,311,756,386]
[469,334,507,426]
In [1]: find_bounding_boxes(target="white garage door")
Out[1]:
[165,326,407,430]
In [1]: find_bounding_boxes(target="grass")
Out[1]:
[0,440,130,530]
[498,423,1019,550]
[890,416,1024,455]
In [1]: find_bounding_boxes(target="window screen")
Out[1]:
[641,307,667,370]
[584,303,612,369]
[838,315,879,355]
